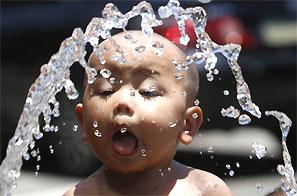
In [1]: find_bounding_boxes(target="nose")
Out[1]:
[113,102,134,116]
[113,88,134,117]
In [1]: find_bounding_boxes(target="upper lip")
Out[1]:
[113,123,139,139]
[114,123,138,136]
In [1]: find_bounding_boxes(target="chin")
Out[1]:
[103,159,150,175]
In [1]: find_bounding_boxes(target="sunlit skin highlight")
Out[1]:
[64,31,232,196]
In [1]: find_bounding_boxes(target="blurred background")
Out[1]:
[1,0,296,195]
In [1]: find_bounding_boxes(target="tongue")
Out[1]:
[113,131,137,156]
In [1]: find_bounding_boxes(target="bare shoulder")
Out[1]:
[188,168,232,196]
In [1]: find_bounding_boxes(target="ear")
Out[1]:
[179,106,203,145]
[75,103,88,143]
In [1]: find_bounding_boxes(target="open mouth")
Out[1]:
[112,129,138,156]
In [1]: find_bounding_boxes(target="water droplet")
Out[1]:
[207,145,214,153]
[213,68,219,75]
[15,138,23,146]
[226,164,231,169]
[152,41,164,56]
[223,90,230,96]
[130,90,135,96]
[93,121,98,128]
[229,170,234,176]
[36,164,40,171]
[49,145,54,154]
[29,142,35,150]
[94,130,102,138]
[169,120,177,128]
[194,99,200,106]
[252,142,266,159]
[141,149,147,157]
[34,172,39,176]
[26,97,33,105]
[109,77,116,84]
[33,132,43,140]
[221,106,240,118]
[22,153,30,161]
[8,169,20,179]
[124,34,133,40]
[175,73,183,80]
[120,127,127,133]
[238,114,251,125]
[210,155,214,159]
[73,125,78,132]
[100,68,112,79]
[256,183,263,191]
[43,124,51,132]
[135,45,146,53]
[206,72,214,82]
[236,162,240,168]
[192,113,198,119]
[37,155,41,162]
[249,155,253,159]
[207,118,210,122]
[64,79,79,99]
[179,35,190,45]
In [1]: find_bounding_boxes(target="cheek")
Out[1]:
[139,97,185,126]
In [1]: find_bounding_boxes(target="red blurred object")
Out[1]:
[155,15,257,50]
[206,15,256,49]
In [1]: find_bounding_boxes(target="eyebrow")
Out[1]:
[133,67,160,77]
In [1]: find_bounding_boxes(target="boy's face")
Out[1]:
[76,31,202,174]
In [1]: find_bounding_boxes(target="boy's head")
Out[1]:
[76,30,203,174]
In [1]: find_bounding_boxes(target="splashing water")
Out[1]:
[223,90,230,96]
[94,130,102,138]
[238,114,251,125]
[0,1,295,195]
[265,111,297,195]
[221,106,240,119]
[252,142,267,159]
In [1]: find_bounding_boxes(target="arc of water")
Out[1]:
[158,0,190,45]
[265,111,297,195]
[158,0,261,118]
[0,28,92,195]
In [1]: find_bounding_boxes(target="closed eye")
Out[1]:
[99,90,114,96]
[139,89,160,97]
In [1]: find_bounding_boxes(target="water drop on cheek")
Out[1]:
[93,121,98,128]
[141,149,147,157]
[94,130,102,138]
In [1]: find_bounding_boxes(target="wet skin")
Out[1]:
[64,31,232,195]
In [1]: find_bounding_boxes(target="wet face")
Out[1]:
[76,31,202,174]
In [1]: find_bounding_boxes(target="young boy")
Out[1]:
[64,30,232,195]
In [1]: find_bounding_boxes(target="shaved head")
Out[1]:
[87,30,199,106]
